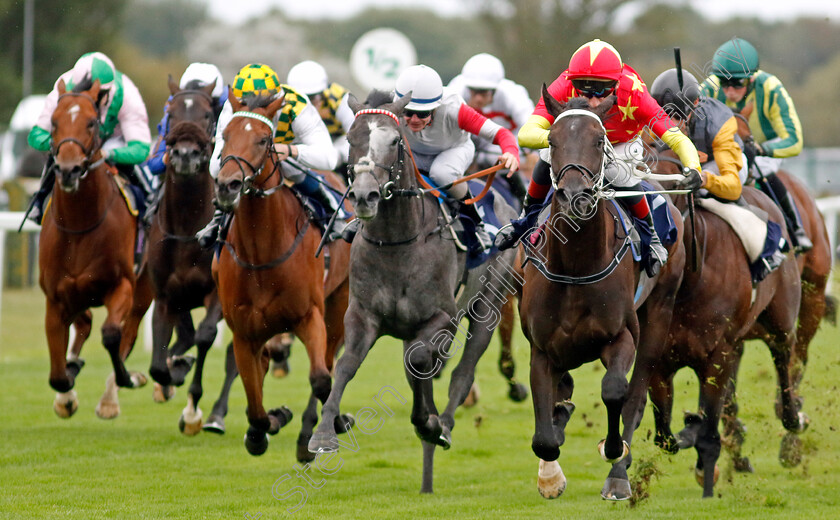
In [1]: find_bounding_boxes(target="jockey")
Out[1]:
[197,63,342,248]
[495,39,702,277]
[143,62,227,180]
[650,68,747,201]
[701,37,811,252]
[447,53,536,201]
[392,64,520,252]
[286,60,355,177]
[26,52,152,224]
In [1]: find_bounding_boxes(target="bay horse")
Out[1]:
[517,94,686,500]
[213,93,353,459]
[146,77,222,434]
[645,149,806,497]
[39,77,151,419]
[308,90,520,493]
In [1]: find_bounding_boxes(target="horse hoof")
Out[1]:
[53,391,79,418]
[598,439,629,464]
[438,427,452,451]
[297,442,317,463]
[538,459,566,499]
[462,383,480,408]
[202,416,226,435]
[244,429,269,456]
[508,381,529,402]
[271,361,290,379]
[796,412,810,433]
[267,406,294,435]
[169,356,195,386]
[308,431,339,454]
[179,407,203,436]
[733,456,754,473]
[779,432,803,468]
[153,383,175,403]
[129,371,148,389]
[335,413,355,434]
[95,401,120,420]
[655,432,680,454]
[600,477,631,501]
[694,465,720,487]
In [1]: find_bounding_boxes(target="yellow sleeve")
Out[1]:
[660,127,701,170]
[702,118,743,200]
[517,114,551,150]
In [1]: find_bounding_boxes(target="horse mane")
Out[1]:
[165,120,211,147]
[364,89,395,109]
[72,75,95,93]
[181,79,205,91]
[243,94,277,110]
[558,96,615,122]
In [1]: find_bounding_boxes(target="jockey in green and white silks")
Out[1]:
[26,52,152,224]
[701,38,811,252]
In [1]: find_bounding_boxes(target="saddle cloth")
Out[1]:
[696,198,768,263]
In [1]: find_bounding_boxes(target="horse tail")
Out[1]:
[824,293,838,326]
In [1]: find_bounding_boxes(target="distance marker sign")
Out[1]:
[350,28,417,92]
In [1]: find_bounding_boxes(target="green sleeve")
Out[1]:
[107,140,151,165]
[27,126,51,152]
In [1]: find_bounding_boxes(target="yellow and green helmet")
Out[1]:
[711,38,759,79]
[231,63,282,100]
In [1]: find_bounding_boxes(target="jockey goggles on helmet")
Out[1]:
[716,76,750,89]
[572,79,617,98]
[404,108,433,119]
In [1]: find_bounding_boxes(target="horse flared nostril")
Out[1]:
[347,191,357,204]
[366,192,380,205]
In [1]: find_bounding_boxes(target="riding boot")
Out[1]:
[776,187,813,253]
[196,209,225,249]
[458,195,492,253]
[494,193,547,250]
[507,172,528,205]
[643,213,668,277]
[300,181,347,242]
[26,163,55,225]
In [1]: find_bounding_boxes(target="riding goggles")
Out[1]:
[717,76,750,88]
[404,109,433,119]
[571,79,617,99]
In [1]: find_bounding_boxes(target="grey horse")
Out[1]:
[308,90,520,493]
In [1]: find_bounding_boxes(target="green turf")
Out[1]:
[1,286,838,519]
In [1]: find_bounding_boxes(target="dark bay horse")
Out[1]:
[213,94,352,459]
[646,150,805,497]
[39,77,151,419]
[146,77,222,434]
[519,94,686,500]
[308,91,520,493]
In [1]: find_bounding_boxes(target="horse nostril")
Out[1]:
[228,180,242,193]
[366,192,380,205]
[347,191,357,203]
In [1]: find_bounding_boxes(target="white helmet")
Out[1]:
[286,60,329,96]
[69,52,116,92]
[394,65,443,111]
[461,53,505,90]
[180,62,224,99]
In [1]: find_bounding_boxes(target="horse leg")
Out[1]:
[150,300,177,400]
[293,307,333,460]
[308,304,378,454]
[597,329,634,465]
[531,348,565,499]
[69,311,92,360]
[791,277,825,408]
[168,312,197,386]
[46,300,82,418]
[269,333,295,378]
[693,369,731,498]
[498,298,528,402]
[323,281,355,433]
[720,342,753,473]
[178,296,223,436]
[649,371,678,453]
[235,338,292,456]
[203,341,239,434]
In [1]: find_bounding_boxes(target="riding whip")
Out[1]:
[675,46,698,272]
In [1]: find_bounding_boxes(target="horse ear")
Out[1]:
[58,78,67,95]
[348,93,363,114]
[89,79,102,101]
[168,74,180,96]
[595,95,615,119]
[542,84,563,118]
[229,91,244,112]
[202,79,217,98]
[265,96,286,118]
[393,91,412,114]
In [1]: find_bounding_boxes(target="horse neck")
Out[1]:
[545,193,613,275]
[160,169,215,233]
[51,166,114,228]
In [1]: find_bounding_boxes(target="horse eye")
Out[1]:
[390,137,399,146]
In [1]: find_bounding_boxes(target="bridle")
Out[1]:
[165,89,217,138]
[549,109,610,192]
[50,92,106,176]
[219,111,284,198]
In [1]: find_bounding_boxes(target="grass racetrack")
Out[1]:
[2,285,839,519]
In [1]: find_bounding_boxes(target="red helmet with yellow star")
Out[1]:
[566,39,623,81]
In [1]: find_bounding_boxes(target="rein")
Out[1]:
[165,89,216,137]
[222,218,310,270]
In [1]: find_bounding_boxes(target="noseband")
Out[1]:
[220,111,283,197]
[51,92,105,174]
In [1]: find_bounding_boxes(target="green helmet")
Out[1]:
[711,38,759,79]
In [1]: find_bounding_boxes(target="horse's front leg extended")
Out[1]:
[598,328,634,464]
[308,302,378,454]
[101,278,137,388]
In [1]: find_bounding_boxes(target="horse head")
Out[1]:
[165,75,216,177]
[215,94,285,210]
[51,76,105,193]
[346,90,412,220]
[543,87,614,218]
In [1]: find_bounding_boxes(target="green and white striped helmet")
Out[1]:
[68,52,116,92]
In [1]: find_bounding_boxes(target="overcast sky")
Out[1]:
[205,0,840,24]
